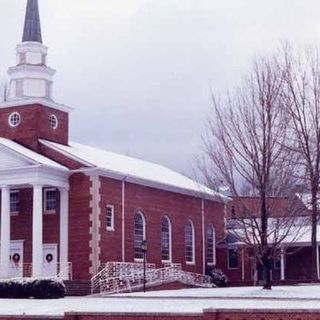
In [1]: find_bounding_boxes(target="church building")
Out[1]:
[0,0,228,293]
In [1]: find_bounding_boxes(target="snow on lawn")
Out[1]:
[1,286,320,316]
[117,285,320,299]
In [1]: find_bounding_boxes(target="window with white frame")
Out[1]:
[185,220,195,264]
[161,216,172,262]
[44,189,57,213]
[228,248,239,269]
[106,205,114,231]
[8,112,21,127]
[49,114,58,129]
[134,211,146,260]
[10,190,20,214]
[206,225,216,265]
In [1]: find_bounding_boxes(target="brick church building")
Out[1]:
[0,0,229,291]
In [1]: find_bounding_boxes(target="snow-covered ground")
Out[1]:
[1,286,320,316]
[117,285,320,299]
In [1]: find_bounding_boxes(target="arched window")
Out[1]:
[161,216,172,262]
[185,220,195,263]
[134,211,146,260]
[206,225,216,265]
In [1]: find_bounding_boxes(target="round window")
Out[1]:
[49,114,58,129]
[8,112,21,127]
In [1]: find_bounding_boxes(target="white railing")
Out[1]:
[91,261,156,294]
[7,262,72,280]
[97,263,213,295]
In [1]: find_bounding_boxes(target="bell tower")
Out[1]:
[0,0,72,151]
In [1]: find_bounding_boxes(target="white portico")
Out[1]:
[0,138,69,278]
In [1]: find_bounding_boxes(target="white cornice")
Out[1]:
[73,167,229,203]
[8,65,56,77]
[0,98,73,113]
[0,165,69,189]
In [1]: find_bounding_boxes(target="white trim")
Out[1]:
[0,166,69,190]
[0,138,68,171]
[89,175,101,276]
[106,204,115,231]
[0,97,73,113]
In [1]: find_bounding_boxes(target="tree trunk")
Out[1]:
[262,254,272,290]
[260,189,272,289]
[311,188,318,281]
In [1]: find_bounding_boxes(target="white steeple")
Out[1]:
[7,0,55,102]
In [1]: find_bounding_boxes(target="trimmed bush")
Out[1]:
[209,268,228,287]
[0,278,65,299]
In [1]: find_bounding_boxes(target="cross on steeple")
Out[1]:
[22,0,42,43]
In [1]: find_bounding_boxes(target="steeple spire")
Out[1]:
[22,0,42,43]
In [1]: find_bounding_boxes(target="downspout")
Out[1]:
[122,177,127,262]
[242,247,245,282]
[201,198,205,275]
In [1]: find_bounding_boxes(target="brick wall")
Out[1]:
[98,177,225,274]
[2,310,320,320]
[64,310,320,320]
[0,104,69,150]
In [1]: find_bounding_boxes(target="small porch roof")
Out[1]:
[0,138,69,188]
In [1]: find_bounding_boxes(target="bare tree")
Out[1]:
[202,56,302,289]
[0,81,9,102]
[282,45,320,281]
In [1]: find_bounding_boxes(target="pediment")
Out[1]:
[0,144,35,170]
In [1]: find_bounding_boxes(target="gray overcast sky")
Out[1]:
[0,1,320,176]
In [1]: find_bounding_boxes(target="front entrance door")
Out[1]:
[9,241,24,278]
[43,244,57,277]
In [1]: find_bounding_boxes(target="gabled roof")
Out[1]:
[22,0,42,43]
[0,138,67,171]
[40,139,229,202]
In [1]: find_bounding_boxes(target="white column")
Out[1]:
[32,184,43,277]
[0,186,10,278]
[280,247,285,281]
[59,187,69,278]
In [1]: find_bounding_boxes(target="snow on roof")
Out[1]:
[226,217,318,246]
[40,139,228,202]
[0,137,67,171]
[296,193,320,210]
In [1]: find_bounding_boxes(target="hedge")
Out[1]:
[0,278,65,299]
